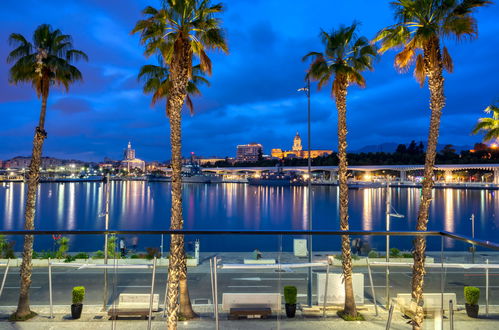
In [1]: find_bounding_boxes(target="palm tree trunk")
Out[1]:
[411,38,445,330]
[336,81,357,317]
[165,40,195,330]
[179,245,197,319]
[15,92,48,319]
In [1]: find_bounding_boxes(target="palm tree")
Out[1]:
[7,24,87,319]
[472,103,499,142]
[138,62,208,319]
[303,23,376,318]
[132,2,227,327]
[138,63,209,114]
[374,1,491,328]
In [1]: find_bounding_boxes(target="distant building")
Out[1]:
[3,156,85,170]
[121,142,145,172]
[236,143,263,162]
[271,132,333,159]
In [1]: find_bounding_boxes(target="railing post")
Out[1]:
[385,301,394,330]
[210,258,216,318]
[148,257,157,330]
[367,257,378,316]
[214,256,219,330]
[486,259,489,316]
[322,258,330,318]
[449,299,454,330]
[0,259,10,298]
[48,258,53,319]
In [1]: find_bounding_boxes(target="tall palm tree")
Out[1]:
[138,62,208,318]
[472,103,499,142]
[7,24,87,319]
[303,23,376,318]
[132,1,227,327]
[374,1,491,328]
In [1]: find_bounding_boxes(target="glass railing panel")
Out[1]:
[0,231,496,329]
[442,235,498,329]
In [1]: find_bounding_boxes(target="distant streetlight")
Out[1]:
[470,213,476,263]
[298,77,312,306]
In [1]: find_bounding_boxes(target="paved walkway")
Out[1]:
[0,304,498,329]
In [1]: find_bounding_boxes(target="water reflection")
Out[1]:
[0,182,497,251]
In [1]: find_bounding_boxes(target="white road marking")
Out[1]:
[232,277,306,281]
[117,285,152,288]
[228,286,272,288]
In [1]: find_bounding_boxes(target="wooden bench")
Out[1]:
[229,307,272,319]
[222,293,281,319]
[108,293,160,320]
[108,308,150,320]
[396,293,457,317]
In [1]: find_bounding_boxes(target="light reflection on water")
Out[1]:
[0,182,497,252]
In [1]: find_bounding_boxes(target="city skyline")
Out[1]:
[0,1,498,162]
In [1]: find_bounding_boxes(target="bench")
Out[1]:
[229,307,272,319]
[243,259,276,264]
[396,293,457,317]
[108,293,160,320]
[222,293,281,319]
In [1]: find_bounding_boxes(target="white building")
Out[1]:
[121,142,145,172]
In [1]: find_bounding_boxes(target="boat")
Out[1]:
[182,174,211,183]
[146,174,170,182]
[248,170,305,186]
[40,175,104,183]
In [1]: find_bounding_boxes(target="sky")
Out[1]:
[0,0,498,162]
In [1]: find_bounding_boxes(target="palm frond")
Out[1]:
[442,46,453,72]
[414,53,426,87]
[7,24,87,96]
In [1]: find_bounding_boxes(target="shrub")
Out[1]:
[92,250,105,259]
[464,286,480,305]
[64,255,76,263]
[32,251,39,259]
[41,250,56,259]
[145,247,160,260]
[72,286,85,305]
[0,235,8,257]
[130,254,140,259]
[283,286,297,304]
[401,252,413,258]
[74,252,89,259]
[4,242,15,259]
[368,250,379,258]
[389,248,400,257]
[56,237,70,259]
[107,235,118,258]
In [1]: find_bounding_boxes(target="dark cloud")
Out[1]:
[51,98,93,114]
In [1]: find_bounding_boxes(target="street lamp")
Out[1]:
[103,174,111,310]
[470,213,476,263]
[298,77,312,306]
[385,182,404,306]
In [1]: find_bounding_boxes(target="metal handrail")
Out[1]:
[0,229,497,250]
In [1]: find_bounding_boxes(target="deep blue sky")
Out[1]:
[1,0,498,162]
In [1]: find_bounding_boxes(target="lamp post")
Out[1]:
[470,213,475,263]
[385,181,404,307]
[298,77,312,306]
[103,173,111,310]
